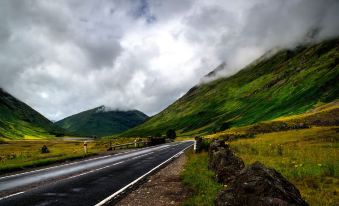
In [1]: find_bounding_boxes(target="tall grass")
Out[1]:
[229,126,339,206]
[181,152,222,206]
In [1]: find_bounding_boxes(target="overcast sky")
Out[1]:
[0,0,338,120]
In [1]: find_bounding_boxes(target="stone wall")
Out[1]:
[208,139,309,206]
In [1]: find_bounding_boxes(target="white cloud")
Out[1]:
[0,0,338,120]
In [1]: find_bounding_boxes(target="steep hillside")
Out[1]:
[206,100,339,139]
[0,89,65,139]
[55,106,148,137]
[123,38,339,136]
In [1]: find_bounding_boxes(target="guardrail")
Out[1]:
[107,141,150,151]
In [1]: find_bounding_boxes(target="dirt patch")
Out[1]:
[115,153,190,206]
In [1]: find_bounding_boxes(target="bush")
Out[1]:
[166,129,176,139]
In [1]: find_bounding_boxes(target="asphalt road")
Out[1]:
[0,141,193,206]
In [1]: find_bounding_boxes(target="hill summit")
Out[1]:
[55,106,148,137]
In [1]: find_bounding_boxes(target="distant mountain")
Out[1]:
[0,89,65,139]
[122,38,339,136]
[55,106,148,137]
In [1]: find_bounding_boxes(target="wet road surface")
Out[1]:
[0,141,193,206]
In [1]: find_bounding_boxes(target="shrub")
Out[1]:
[166,129,176,139]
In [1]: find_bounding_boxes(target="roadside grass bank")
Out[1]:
[181,152,222,206]
[0,137,143,174]
[227,126,338,206]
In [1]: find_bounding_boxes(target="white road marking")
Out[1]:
[157,146,170,151]
[94,142,193,206]
[65,161,125,180]
[0,191,25,201]
[131,152,154,160]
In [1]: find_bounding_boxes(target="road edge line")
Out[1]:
[94,142,193,206]
[0,191,25,201]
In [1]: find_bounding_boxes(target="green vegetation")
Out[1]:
[181,152,222,206]
[204,103,339,205]
[55,106,148,137]
[206,100,339,138]
[0,88,66,140]
[123,38,339,136]
[227,126,338,206]
[0,137,142,173]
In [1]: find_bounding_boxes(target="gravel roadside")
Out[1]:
[115,152,190,206]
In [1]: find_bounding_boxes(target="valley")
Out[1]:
[0,37,338,206]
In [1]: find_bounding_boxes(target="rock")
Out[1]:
[208,139,226,169]
[208,140,245,184]
[41,145,49,153]
[216,162,308,206]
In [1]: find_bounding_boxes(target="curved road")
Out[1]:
[0,141,193,206]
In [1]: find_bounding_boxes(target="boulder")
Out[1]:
[41,145,49,153]
[208,140,245,184]
[216,162,308,206]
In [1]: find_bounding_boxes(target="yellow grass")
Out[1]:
[274,100,339,122]
[228,127,338,206]
[0,137,141,173]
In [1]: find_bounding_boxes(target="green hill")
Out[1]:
[122,38,339,137]
[55,106,148,137]
[0,89,65,139]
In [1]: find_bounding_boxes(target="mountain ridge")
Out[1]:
[0,88,65,139]
[122,37,339,137]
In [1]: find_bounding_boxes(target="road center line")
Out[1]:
[131,152,154,160]
[0,154,120,180]
[0,143,175,180]
[65,161,125,180]
[0,161,126,201]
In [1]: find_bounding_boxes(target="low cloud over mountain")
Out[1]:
[0,0,338,120]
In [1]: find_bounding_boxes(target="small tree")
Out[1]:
[166,129,176,140]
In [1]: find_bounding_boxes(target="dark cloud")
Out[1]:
[0,0,338,120]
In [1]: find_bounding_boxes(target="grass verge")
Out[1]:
[181,152,222,206]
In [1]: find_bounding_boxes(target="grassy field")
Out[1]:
[225,126,338,206]
[0,137,143,174]
[181,152,222,206]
